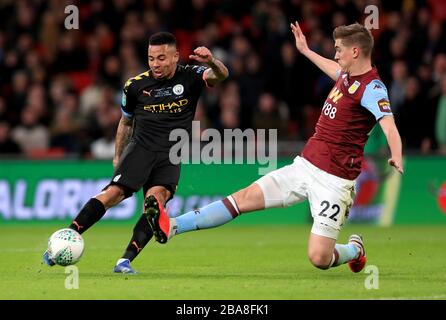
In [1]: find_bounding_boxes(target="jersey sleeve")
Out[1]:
[121,79,136,118]
[186,64,210,87]
[335,69,342,80]
[360,79,393,121]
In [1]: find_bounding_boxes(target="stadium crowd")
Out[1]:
[1,0,446,158]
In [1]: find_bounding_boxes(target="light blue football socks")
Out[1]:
[331,243,360,267]
[174,196,240,235]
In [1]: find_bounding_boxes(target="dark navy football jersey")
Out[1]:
[121,64,208,151]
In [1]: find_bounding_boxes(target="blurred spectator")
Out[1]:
[52,32,88,73]
[0,98,7,121]
[218,81,240,130]
[79,78,104,118]
[91,129,116,159]
[119,41,145,82]
[27,84,50,125]
[50,92,84,153]
[0,0,445,158]
[276,42,301,127]
[101,55,122,90]
[0,120,22,154]
[389,60,408,117]
[433,53,446,83]
[417,63,434,95]
[11,107,50,154]
[237,52,265,129]
[9,70,29,125]
[253,93,288,139]
[398,77,430,151]
[436,76,446,155]
[424,21,446,63]
[39,10,60,65]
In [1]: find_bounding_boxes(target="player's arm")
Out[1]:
[113,83,135,168]
[189,46,229,86]
[290,21,340,81]
[113,115,134,168]
[379,115,404,174]
[361,81,404,174]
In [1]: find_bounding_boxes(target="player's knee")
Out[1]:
[232,184,263,213]
[107,184,125,198]
[308,251,332,270]
[99,185,126,207]
[236,187,250,202]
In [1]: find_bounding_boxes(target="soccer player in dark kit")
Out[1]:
[43,32,229,273]
[146,23,404,273]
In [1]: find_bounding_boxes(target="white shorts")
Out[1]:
[255,156,356,240]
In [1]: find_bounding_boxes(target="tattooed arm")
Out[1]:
[189,46,229,86]
[113,115,134,168]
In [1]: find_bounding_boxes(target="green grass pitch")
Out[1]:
[0,224,445,300]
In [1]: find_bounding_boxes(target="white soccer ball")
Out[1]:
[47,228,84,266]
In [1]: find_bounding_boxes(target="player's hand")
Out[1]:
[189,46,214,65]
[290,21,310,54]
[388,158,404,174]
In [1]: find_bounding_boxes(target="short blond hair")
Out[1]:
[333,23,374,57]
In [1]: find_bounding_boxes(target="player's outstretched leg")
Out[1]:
[144,195,171,244]
[145,195,241,244]
[347,234,367,273]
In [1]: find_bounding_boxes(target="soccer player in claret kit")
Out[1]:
[43,32,229,273]
[146,23,404,272]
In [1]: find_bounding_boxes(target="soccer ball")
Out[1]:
[47,228,84,266]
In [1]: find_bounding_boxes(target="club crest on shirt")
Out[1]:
[173,84,184,95]
[378,98,391,112]
[348,80,361,94]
